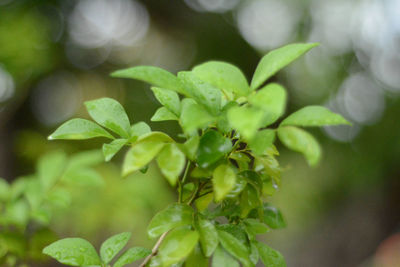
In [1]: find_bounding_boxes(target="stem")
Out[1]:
[178,161,191,203]
[139,231,169,267]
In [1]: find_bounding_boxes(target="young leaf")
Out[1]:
[151,87,180,115]
[37,151,67,190]
[122,140,165,176]
[85,98,131,138]
[280,106,350,127]
[42,238,101,266]
[130,121,151,138]
[256,242,286,267]
[212,246,240,267]
[248,83,287,125]
[180,99,214,133]
[192,61,250,97]
[227,106,265,140]
[111,66,185,94]
[263,204,286,229]
[178,71,222,115]
[137,131,174,143]
[100,232,131,264]
[249,129,276,156]
[48,118,114,140]
[113,247,151,267]
[151,107,178,122]
[158,227,199,267]
[277,126,321,166]
[213,164,236,202]
[195,217,218,257]
[156,143,186,186]
[217,230,251,267]
[181,135,199,161]
[102,139,127,161]
[251,43,319,89]
[197,130,232,169]
[185,244,208,267]
[147,203,193,239]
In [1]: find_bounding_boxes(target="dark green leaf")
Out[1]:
[256,242,286,267]
[151,107,178,122]
[197,130,232,169]
[249,129,276,155]
[280,105,350,127]
[180,99,214,133]
[111,66,185,94]
[151,87,181,115]
[114,247,151,267]
[156,143,186,186]
[102,139,127,161]
[196,217,218,257]
[100,232,131,264]
[263,204,286,229]
[227,106,265,140]
[251,43,319,90]
[240,185,261,218]
[192,61,250,97]
[42,238,101,266]
[213,164,236,202]
[212,246,240,267]
[277,126,321,166]
[48,119,114,140]
[147,203,193,239]
[85,98,131,138]
[158,227,199,266]
[217,230,250,267]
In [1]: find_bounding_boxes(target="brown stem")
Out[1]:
[139,231,169,267]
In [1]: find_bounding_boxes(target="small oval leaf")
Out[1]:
[48,118,114,140]
[100,232,131,264]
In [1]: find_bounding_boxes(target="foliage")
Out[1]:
[0,150,103,266]
[43,43,349,267]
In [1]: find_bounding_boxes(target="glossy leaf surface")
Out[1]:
[48,119,114,140]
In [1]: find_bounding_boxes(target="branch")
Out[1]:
[139,231,169,267]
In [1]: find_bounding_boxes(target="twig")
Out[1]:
[139,231,169,267]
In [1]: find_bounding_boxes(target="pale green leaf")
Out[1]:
[102,139,127,161]
[212,246,240,267]
[192,61,250,97]
[113,247,151,267]
[218,230,251,267]
[227,106,265,140]
[37,151,67,190]
[249,129,276,155]
[280,106,350,127]
[62,168,104,187]
[151,87,180,115]
[137,131,174,143]
[251,43,319,89]
[151,107,178,122]
[67,150,103,169]
[85,98,131,138]
[158,228,199,267]
[0,178,10,201]
[196,217,218,257]
[248,83,287,125]
[156,143,186,186]
[42,238,101,266]
[130,121,151,138]
[185,244,208,267]
[277,126,321,166]
[213,164,236,202]
[180,98,214,133]
[147,203,193,239]
[256,242,286,267]
[181,135,199,161]
[100,232,131,264]
[111,66,185,94]
[48,118,114,140]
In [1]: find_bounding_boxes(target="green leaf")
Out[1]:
[251,43,319,90]
[48,118,114,140]
[130,121,151,138]
[42,238,101,266]
[111,66,185,94]
[122,141,165,177]
[249,241,259,265]
[212,246,240,267]
[0,178,10,201]
[180,99,214,133]
[280,106,350,127]
[137,131,174,143]
[197,130,232,169]
[248,83,287,125]
[66,150,103,170]
[181,135,199,161]
[85,98,131,138]
[240,185,261,218]
[263,204,286,229]
[249,129,276,156]
[5,199,29,226]
[178,71,222,115]
[151,107,178,122]
[102,139,127,161]
[156,143,186,186]
[151,87,180,115]
[185,244,208,267]
[147,203,193,239]
[192,61,250,97]
[227,106,265,140]
[37,151,67,190]
[195,217,218,257]
[256,242,286,267]
[217,230,251,267]
[62,168,104,187]
[114,247,151,267]
[158,227,199,266]
[277,126,321,166]
[243,219,269,236]
[213,164,236,202]
[100,232,131,264]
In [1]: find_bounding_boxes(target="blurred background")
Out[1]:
[0,0,399,266]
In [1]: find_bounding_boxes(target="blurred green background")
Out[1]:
[0,0,399,266]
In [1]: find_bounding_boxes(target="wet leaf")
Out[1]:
[197,130,232,169]
[48,119,114,140]
[100,232,131,264]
